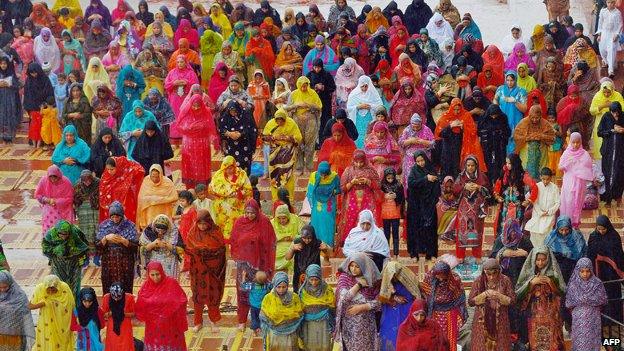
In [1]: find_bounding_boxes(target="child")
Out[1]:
[565,258,607,351]
[70,287,104,350]
[380,167,404,259]
[57,7,75,32]
[546,107,563,177]
[249,175,261,205]
[175,190,196,272]
[525,167,560,247]
[241,270,272,335]
[54,73,68,119]
[437,176,458,242]
[584,161,605,209]
[40,96,62,150]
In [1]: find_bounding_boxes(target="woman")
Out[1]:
[60,30,86,76]
[0,56,20,144]
[101,41,130,92]
[61,84,93,146]
[598,102,624,206]
[210,3,232,38]
[379,261,421,351]
[395,299,449,350]
[208,62,233,104]
[96,201,138,294]
[274,41,303,90]
[248,70,271,127]
[41,220,89,297]
[214,41,245,84]
[334,252,381,350]
[390,79,426,135]
[186,209,226,332]
[142,89,175,139]
[259,272,304,350]
[347,76,383,148]
[545,215,587,284]
[516,63,537,93]
[407,151,440,261]
[468,258,515,351]
[335,58,364,110]
[590,81,624,160]
[113,20,141,59]
[131,121,173,175]
[515,246,566,350]
[177,95,217,189]
[164,55,199,138]
[558,132,593,227]
[98,156,145,222]
[139,214,184,279]
[306,162,341,249]
[51,125,91,185]
[477,105,511,184]
[230,199,276,329]
[317,122,356,177]
[588,215,624,339]
[33,28,61,72]
[365,6,389,33]
[263,109,302,200]
[142,21,174,58]
[73,170,100,265]
[89,129,126,174]
[245,28,275,81]
[115,64,145,117]
[119,100,159,159]
[394,54,422,88]
[136,164,178,229]
[218,100,257,173]
[493,71,527,153]
[343,209,390,271]
[101,283,135,350]
[302,35,340,75]
[419,261,467,351]
[435,98,486,178]
[453,155,491,262]
[173,19,198,50]
[565,258,607,351]
[85,0,112,28]
[298,264,335,351]
[272,78,291,110]
[135,261,188,351]
[398,114,434,184]
[504,43,536,73]
[199,26,223,87]
[91,84,122,135]
[71,287,103,351]
[23,63,53,148]
[307,59,337,136]
[35,165,75,235]
[134,46,168,97]
[0,271,35,351]
[29,275,75,351]
[339,150,381,244]
[364,121,401,180]
[272,204,305,273]
[208,156,252,240]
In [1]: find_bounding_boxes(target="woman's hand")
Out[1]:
[346,303,370,316]
[427,174,438,182]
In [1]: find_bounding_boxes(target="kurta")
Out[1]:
[101,293,135,351]
[493,76,528,153]
[35,165,75,234]
[260,291,304,351]
[589,84,624,159]
[200,29,223,86]
[217,101,258,173]
[380,283,415,351]
[525,182,560,246]
[335,272,381,350]
[558,139,593,226]
[307,168,341,247]
[398,124,434,186]
[139,219,184,279]
[62,94,93,146]
[115,64,146,118]
[118,100,160,160]
[271,208,305,273]
[98,156,145,223]
[31,279,75,351]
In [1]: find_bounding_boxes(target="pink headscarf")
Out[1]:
[34,165,75,221]
[503,42,536,72]
[173,19,199,50]
[559,132,593,180]
[367,121,397,154]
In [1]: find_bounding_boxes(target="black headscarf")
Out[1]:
[357,4,372,23]
[381,167,404,206]
[404,0,433,35]
[108,282,126,336]
[291,12,308,41]
[383,1,404,23]
[77,287,101,329]
[136,0,154,26]
[131,120,174,174]
[293,225,322,290]
[23,62,54,111]
[406,38,428,68]
[89,127,126,177]
[588,215,624,270]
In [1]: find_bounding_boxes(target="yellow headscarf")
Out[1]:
[590,81,624,158]
[210,3,232,39]
[83,57,111,102]
[263,109,303,145]
[136,164,178,228]
[208,155,252,198]
[289,76,322,109]
[51,0,83,18]
[145,13,174,38]
[516,63,537,92]
[32,275,75,351]
[531,24,545,52]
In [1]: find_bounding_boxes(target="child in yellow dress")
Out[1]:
[40,96,62,150]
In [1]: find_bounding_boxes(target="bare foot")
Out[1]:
[237,323,246,331]
[192,324,202,333]
[254,328,261,336]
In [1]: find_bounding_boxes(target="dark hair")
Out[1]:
[277,187,293,211]
[105,157,116,167]
[45,96,56,106]
[505,153,525,189]
[540,167,553,176]
[57,72,67,80]
[249,175,259,186]
[178,190,194,203]
[195,183,207,192]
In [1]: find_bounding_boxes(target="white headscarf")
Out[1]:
[425,12,454,47]
[343,209,390,257]
[33,27,61,72]
[500,24,528,59]
[346,75,383,123]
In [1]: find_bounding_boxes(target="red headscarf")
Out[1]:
[482,45,505,77]
[476,63,504,100]
[229,199,277,274]
[98,156,145,222]
[208,62,233,103]
[186,209,224,250]
[525,89,547,118]
[389,25,408,67]
[317,122,357,176]
[556,84,581,128]
[435,98,487,171]
[178,94,216,139]
[135,261,188,335]
[396,299,449,350]
[245,33,276,80]
[174,19,200,50]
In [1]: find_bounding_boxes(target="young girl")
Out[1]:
[175,190,196,272]
[558,132,593,227]
[437,176,458,242]
[71,287,104,351]
[40,96,62,150]
[565,258,607,351]
[546,107,563,177]
[380,167,404,259]
[101,283,136,351]
[247,70,271,128]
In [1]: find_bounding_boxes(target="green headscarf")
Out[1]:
[42,220,89,260]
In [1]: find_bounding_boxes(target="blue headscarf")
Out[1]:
[308,161,339,206]
[51,125,91,184]
[544,215,587,261]
[118,100,159,159]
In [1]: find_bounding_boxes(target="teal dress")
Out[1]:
[73,308,104,351]
[51,125,91,184]
[118,100,160,159]
[306,163,341,247]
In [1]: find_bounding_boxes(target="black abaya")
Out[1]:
[597,106,624,203]
[478,105,511,184]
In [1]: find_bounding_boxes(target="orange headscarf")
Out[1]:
[434,98,487,171]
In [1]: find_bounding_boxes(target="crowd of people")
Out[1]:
[0,0,624,349]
